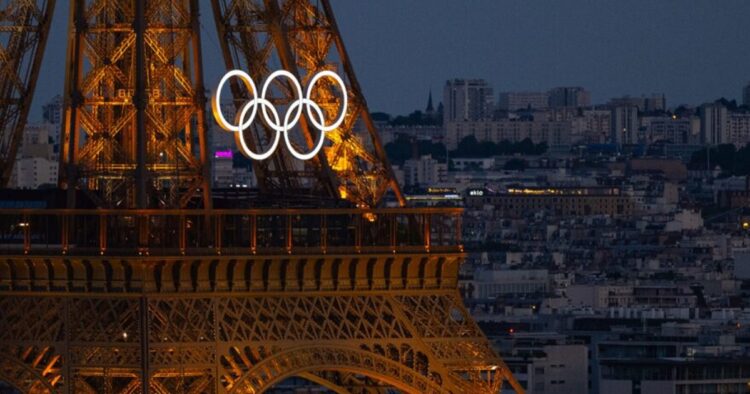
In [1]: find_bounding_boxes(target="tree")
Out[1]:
[384,135,448,165]
[688,143,750,175]
[455,135,481,157]
[516,138,535,155]
[384,135,413,165]
[370,112,391,123]
[534,141,548,155]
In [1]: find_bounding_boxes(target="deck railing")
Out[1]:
[0,208,463,256]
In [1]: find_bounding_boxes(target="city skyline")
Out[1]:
[28,0,750,120]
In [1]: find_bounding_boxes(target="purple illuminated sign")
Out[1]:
[214,150,233,159]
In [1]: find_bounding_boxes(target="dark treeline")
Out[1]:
[385,135,547,165]
[689,143,750,175]
[372,110,441,127]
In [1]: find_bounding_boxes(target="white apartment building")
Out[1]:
[498,91,549,111]
[9,123,58,189]
[443,79,494,123]
[611,106,640,145]
[402,155,447,188]
[377,125,444,145]
[567,109,611,144]
[642,116,694,145]
[565,284,633,309]
[701,103,729,145]
[508,343,589,394]
[471,268,549,298]
[548,86,591,108]
[10,157,58,189]
[728,112,750,148]
[608,94,666,112]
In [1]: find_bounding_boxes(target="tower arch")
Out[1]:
[223,345,450,394]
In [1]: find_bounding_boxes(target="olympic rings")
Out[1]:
[212,69,348,161]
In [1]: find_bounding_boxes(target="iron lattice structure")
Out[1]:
[0,0,524,393]
[0,209,523,393]
[211,0,405,208]
[0,0,55,187]
[59,0,211,208]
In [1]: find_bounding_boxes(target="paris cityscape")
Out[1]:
[3,1,750,394]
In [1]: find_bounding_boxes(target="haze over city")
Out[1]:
[30,0,750,118]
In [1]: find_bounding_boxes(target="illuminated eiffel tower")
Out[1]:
[0,0,523,392]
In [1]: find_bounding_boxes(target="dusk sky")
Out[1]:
[31,0,750,119]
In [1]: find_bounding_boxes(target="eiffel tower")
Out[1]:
[0,1,523,392]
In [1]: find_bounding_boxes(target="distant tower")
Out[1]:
[743,82,750,107]
[443,79,494,124]
[425,89,435,115]
[611,105,640,145]
[701,102,729,145]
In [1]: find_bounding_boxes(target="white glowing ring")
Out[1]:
[306,70,348,132]
[212,69,258,133]
[212,69,348,161]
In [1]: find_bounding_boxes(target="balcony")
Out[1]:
[0,208,464,256]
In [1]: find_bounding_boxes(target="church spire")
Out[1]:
[426,89,434,113]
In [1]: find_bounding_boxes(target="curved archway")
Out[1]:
[279,372,353,394]
[225,345,449,394]
[0,354,56,394]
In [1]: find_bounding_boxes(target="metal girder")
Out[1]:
[0,0,55,188]
[211,0,405,208]
[0,1,525,392]
[0,254,523,393]
[59,0,210,208]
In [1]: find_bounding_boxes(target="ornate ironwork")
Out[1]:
[0,0,524,392]
[59,0,210,208]
[0,253,521,393]
[0,0,55,187]
[211,0,405,208]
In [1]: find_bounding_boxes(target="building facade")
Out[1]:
[402,155,448,188]
[499,91,549,111]
[600,358,750,394]
[611,106,640,145]
[465,187,634,218]
[446,119,571,150]
[729,112,750,148]
[443,79,494,123]
[548,86,591,108]
[9,123,58,189]
[700,103,729,145]
[644,117,694,145]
